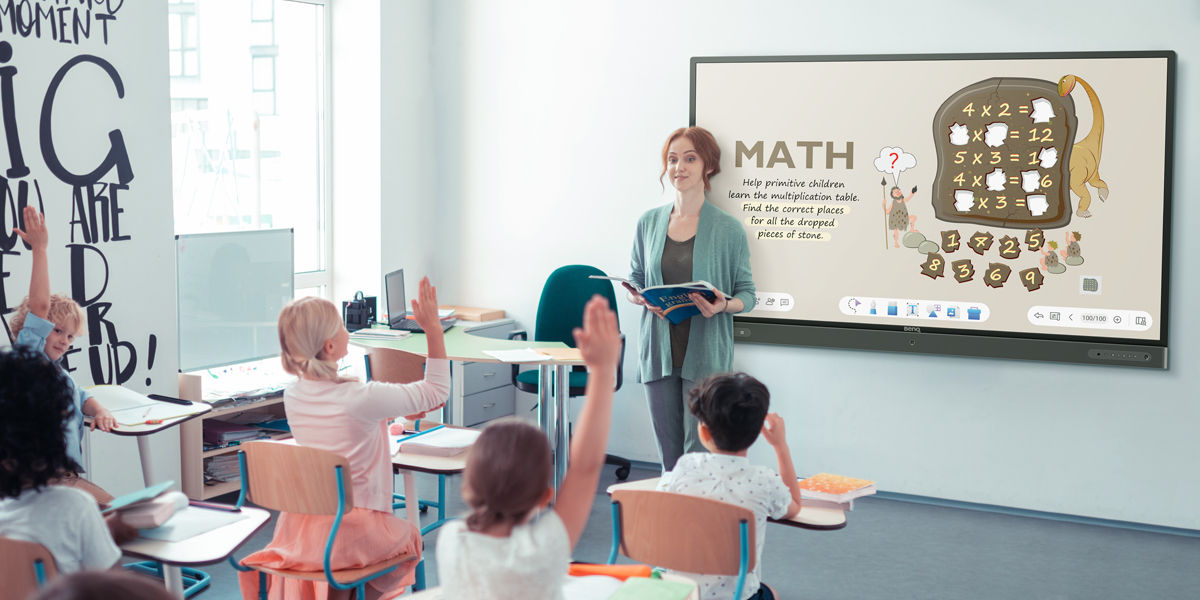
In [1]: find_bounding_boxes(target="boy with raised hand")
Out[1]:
[658,372,803,600]
[10,206,116,478]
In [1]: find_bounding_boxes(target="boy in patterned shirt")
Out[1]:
[658,372,803,600]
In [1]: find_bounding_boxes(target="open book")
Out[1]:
[391,426,480,457]
[87,385,208,426]
[590,275,732,325]
[797,473,877,504]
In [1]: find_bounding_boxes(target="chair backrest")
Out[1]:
[611,489,756,574]
[0,536,58,596]
[534,265,618,345]
[240,441,353,515]
[364,347,425,384]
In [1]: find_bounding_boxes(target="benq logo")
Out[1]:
[904,326,921,333]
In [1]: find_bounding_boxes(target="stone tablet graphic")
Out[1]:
[932,78,1077,229]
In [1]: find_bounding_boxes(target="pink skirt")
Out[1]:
[238,507,421,600]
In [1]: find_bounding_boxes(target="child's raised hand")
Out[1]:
[573,295,620,372]
[13,205,48,250]
[761,413,788,447]
[409,276,440,330]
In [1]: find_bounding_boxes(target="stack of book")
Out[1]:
[203,419,267,446]
[797,473,877,509]
[203,454,241,484]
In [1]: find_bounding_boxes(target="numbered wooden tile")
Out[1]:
[1025,228,1045,251]
[940,230,962,253]
[920,253,946,279]
[969,231,994,256]
[997,235,1022,259]
[1019,267,1045,291]
[951,258,975,283]
[984,262,1012,288]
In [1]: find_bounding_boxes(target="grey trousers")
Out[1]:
[645,375,704,472]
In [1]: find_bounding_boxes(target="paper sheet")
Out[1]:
[137,506,248,542]
[481,348,550,362]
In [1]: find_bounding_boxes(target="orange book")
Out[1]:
[797,473,877,503]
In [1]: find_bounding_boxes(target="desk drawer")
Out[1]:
[460,320,514,340]
[462,386,515,427]
[462,362,508,395]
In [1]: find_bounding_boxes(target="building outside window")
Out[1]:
[169,0,331,296]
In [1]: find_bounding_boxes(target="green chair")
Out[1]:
[508,264,630,480]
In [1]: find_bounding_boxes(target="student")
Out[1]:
[238,278,450,600]
[0,347,136,574]
[657,373,803,600]
[32,570,173,600]
[10,206,117,480]
[436,296,622,599]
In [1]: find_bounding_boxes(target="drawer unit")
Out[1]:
[461,385,516,427]
[461,361,507,395]
[451,318,517,427]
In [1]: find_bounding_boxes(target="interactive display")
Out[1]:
[693,52,1174,368]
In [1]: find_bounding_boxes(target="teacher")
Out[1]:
[628,126,756,472]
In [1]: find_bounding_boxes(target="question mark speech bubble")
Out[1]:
[874,146,917,185]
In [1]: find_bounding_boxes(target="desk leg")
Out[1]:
[163,564,185,598]
[137,436,155,486]
[136,435,186,598]
[402,471,420,529]
[552,364,569,495]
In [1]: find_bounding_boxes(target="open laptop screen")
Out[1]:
[384,268,406,328]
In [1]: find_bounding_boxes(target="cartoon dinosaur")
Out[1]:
[1058,74,1107,218]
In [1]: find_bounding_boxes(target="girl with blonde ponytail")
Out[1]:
[238,277,450,600]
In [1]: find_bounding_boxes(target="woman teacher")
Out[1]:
[628,126,756,472]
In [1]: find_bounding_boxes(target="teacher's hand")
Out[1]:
[690,291,729,318]
[628,291,667,320]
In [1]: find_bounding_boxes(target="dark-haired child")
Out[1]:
[436,296,622,599]
[32,570,173,600]
[658,372,803,600]
[0,347,135,573]
[10,206,117,476]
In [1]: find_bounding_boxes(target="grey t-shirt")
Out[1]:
[0,486,120,573]
[661,235,695,369]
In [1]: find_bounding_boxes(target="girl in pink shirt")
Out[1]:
[239,278,449,600]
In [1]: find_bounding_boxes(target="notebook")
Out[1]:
[384,268,454,333]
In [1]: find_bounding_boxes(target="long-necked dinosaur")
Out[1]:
[1058,74,1107,218]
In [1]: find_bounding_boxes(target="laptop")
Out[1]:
[384,268,454,333]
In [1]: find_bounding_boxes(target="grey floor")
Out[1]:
[155,466,1200,600]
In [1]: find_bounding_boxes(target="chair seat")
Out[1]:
[515,368,589,395]
[249,551,418,584]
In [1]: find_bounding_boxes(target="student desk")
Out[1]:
[607,478,848,531]
[87,389,214,596]
[353,325,581,494]
[390,421,474,536]
[121,505,271,598]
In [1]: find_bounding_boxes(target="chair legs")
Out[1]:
[606,454,631,481]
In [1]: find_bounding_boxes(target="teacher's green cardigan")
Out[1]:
[630,201,756,384]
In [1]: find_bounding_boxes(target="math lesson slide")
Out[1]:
[695,55,1170,341]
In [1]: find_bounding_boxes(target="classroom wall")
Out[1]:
[373,0,1200,528]
[2,2,180,494]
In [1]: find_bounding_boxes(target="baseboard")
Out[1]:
[874,491,1200,539]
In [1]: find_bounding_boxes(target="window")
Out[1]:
[169,0,331,292]
[168,2,199,78]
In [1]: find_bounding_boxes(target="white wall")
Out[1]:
[331,0,382,304]
[375,0,1199,528]
[5,2,179,493]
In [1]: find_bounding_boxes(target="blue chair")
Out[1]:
[227,441,424,598]
[0,536,57,597]
[509,264,630,480]
[608,489,754,600]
